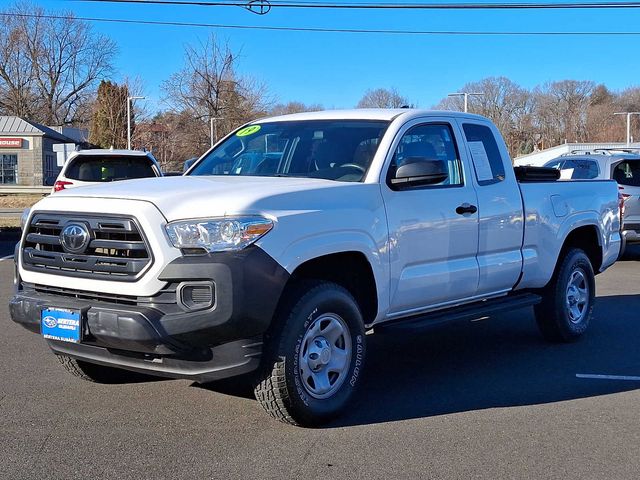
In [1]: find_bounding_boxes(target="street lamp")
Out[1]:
[210,116,223,148]
[127,96,145,150]
[448,92,484,113]
[614,112,640,146]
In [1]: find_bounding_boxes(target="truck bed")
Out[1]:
[516,178,621,289]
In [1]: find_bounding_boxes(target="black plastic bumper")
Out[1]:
[622,228,639,244]
[9,246,290,381]
[48,336,264,383]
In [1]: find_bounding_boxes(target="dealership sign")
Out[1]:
[0,138,22,148]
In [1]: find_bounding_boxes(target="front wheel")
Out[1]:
[534,248,595,342]
[254,281,366,426]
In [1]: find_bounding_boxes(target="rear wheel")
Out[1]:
[56,355,150,384]
[534,248,595,342]
[254,281,366,426]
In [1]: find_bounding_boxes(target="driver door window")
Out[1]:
[390,123,463,187]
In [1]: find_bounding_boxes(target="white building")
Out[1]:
[514,142,640,167]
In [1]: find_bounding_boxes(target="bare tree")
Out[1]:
[356,88,410,108]
[162,35,271,144]
[436,77,535,155]
[532,80,596,146]
[137,110,210,172]
[0,2,116,125]
[0,14,35,118]
[269,101,323,116]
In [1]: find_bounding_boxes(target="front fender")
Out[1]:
[257,212,390,322]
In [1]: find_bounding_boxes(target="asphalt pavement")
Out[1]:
[1,240,640,479]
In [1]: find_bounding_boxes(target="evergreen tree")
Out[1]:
[89,80,130,149]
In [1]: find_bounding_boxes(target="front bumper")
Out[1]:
[9,247,290,382]
[622,228,640,244]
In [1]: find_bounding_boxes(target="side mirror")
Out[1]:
[390,157,448,189]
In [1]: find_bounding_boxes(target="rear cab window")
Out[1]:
[462,123,506,185]
[65,155,157,182]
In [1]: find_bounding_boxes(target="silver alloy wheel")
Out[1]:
[566,269,589,324]
[298,313,352,399]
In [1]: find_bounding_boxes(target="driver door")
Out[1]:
[381,119,480,317]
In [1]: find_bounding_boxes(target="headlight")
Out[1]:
[165,216,273,252]
[20,208,30,230]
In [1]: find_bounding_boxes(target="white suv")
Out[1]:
[53,149,162,193]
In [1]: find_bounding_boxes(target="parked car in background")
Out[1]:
[52,149,162,193]
[544,150,640,253]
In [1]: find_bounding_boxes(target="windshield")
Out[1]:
[66,155,157,182]
[189,120,390,182]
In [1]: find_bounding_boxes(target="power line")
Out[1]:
[74,0,640,10]
[6,12,640,35]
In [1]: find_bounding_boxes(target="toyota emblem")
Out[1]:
[60,223,90,254]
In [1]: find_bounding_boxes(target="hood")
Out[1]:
[52,175,372,221]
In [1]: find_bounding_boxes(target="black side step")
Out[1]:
[376,293,541,332]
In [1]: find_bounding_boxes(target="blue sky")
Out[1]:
[27,1,640,112]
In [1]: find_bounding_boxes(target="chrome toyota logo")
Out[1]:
[60,223,90,254]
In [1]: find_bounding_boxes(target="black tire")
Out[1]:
[56,355,150,384]
[534,248,595,343]
[254,281,366,426]
[618,234,627,260]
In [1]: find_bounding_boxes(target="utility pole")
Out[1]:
[210,116,222,148]
[448,92,484,113]
[127,96,145,150]
[614,112,640,146]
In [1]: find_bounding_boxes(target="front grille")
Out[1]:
[30,282,179,306]
[22,213,152,281]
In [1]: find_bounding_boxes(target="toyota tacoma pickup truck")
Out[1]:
[10,109,622,426]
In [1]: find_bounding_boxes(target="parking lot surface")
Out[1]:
[1,241,640,479]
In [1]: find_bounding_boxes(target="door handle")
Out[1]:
[456,203,478,215]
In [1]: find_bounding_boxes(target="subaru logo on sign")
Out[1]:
[42,316,57,328]
[60,223,90,254]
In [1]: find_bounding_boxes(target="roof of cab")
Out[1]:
[254,108,490,124]
[73,149,152,157]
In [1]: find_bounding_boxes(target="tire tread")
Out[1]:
[254,280,363,426]
[56,355,99,382]
[534,248,595,343]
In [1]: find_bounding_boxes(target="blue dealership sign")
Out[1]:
[41,308,81,343]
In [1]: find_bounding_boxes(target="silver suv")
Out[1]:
[544,150,640,252]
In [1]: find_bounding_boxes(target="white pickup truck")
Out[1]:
[10,109,622,426]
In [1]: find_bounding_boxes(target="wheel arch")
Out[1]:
[557,224,603,274]
[279,251,379,326]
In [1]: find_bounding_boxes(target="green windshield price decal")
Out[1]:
[236,125,261,137]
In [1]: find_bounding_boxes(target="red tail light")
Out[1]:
[53,180,73,192]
